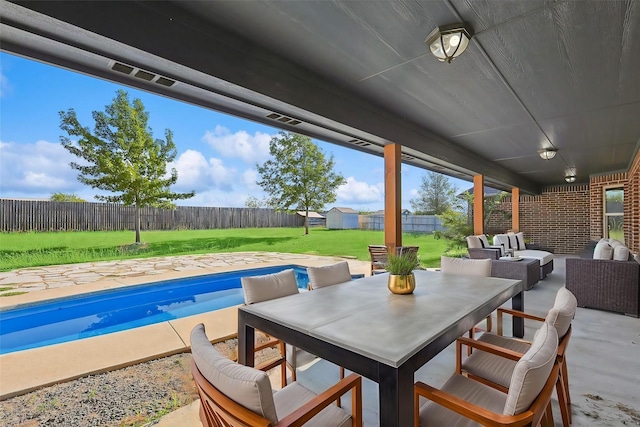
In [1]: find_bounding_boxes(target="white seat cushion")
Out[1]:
[441,256,491,277]
[307,261,352,289]
[418,374,507,427]
[241,269,299,304]
[274,382,352,427]
[515,249,553,266]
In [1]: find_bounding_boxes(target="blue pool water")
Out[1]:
[0,265,309,354]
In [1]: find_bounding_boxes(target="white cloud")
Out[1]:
[0,139,80,197]
[202,125,272,164]
[171,149,236,193]
[336,177,384,205]
[242,168,260,190]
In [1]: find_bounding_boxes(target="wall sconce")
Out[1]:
[538,149,557,160]
[425,24,472,63]
[565,174,577,183]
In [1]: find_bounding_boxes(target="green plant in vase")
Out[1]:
[385,252,420,294]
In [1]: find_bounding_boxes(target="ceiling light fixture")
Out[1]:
[538,148,557,160]
[425,24,473,63]
[565,174,577,183]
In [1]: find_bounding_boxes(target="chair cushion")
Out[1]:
[440,256,491,277]
[190,324,278,424]
[274,382,352,427]
[241,269,299,304]
[418,374,507,427]
[503,323,558,415]
[462,333,531,388]
[307,261,352,289]
[515,249,553,266]
[546,287,577,338]
[593,239,614,260]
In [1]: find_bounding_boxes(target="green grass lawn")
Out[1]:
[0,228,451,271]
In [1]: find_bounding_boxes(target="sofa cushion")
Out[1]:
[515,249,553,266]
[613,245,631,261]
[635,253,640,265]
[515,232,527,250]
[508,234,519,250]
[190,324,278,424]
[593,239,613,260]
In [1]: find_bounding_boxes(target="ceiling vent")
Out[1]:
[401,154,416,161]
[265,112,301,125]
[110,62,176,87]
[348,139,371,147]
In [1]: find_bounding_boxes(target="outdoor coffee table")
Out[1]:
[238,270,523,426]
[492,257,541,290]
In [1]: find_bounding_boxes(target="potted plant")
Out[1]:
[385,252,420,294]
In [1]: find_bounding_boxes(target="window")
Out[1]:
[604,187,624,243]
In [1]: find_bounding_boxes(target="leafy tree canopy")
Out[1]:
[410,171,458,215]
[59,90,194,242]
[256,131,345,234]
[50,193,86,202]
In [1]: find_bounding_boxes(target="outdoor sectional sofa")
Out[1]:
[466,233,554,281]
[566,239,640,317]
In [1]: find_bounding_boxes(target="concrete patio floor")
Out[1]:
[1,253,638,426]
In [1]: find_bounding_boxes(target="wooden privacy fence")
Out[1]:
[0,200,304,232]
[359,214,444,234]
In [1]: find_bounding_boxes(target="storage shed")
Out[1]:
[326,207,359,229]
[296,211,326,227]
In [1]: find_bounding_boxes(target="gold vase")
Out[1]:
[387,273,416,294]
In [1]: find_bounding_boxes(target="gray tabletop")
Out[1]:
[239,270,522,367]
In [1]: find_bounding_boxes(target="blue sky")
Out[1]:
[0,52,470,211]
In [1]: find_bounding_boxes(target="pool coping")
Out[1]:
[0,256,369,400]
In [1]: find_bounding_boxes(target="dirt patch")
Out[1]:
[0,336,281,427]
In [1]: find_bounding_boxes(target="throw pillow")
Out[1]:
[593,239,613,260]
[613,245,630,261]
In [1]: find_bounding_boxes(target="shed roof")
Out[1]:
[296,211,325,219]
[330,207,358,214]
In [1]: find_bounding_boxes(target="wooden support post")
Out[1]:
[384,144,402,250]
[511,187,520,232]
[473,175,484,235]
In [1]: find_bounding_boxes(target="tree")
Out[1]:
[410,171,458,215]
[256,131,345,235]
[50,193,86,202]
[244,196,269,208]
[59,90,195,243]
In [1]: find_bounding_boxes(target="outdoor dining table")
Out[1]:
[238,270,523,426]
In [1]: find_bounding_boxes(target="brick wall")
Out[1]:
[479,151,640,254]
[626,150,640,253]
[486,186,591,254]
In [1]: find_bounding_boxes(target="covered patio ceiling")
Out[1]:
[2,0,639,195]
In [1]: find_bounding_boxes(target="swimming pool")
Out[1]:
[0,265,309,355]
